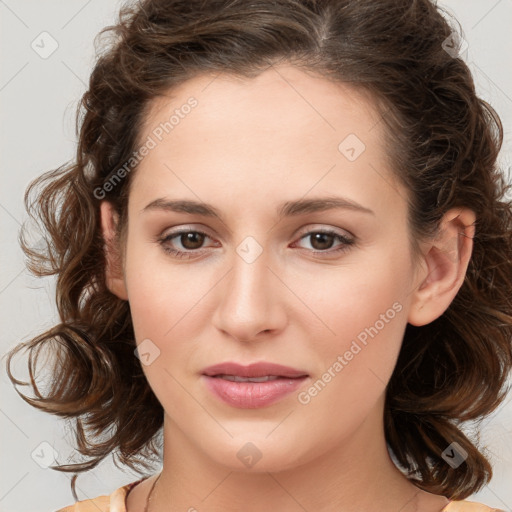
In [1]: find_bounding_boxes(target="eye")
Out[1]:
[292,228,355,256]
[158,229,217,259]
[157,226,355,260]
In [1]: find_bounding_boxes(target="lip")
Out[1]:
[201,362,309,378]
[202,375,309,408]
[201,362,309,409]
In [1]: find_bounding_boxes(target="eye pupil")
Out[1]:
[182,232,205,250]
[311,232,334,250]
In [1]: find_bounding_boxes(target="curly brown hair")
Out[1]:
[5,0,512,502]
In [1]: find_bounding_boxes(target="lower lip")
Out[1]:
[202,375,308,408]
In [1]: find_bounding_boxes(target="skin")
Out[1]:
[101,63,476,512]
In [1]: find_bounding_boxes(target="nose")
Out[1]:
[212,243,287,343]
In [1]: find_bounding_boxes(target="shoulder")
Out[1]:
[55,488,504,512]
[56,494,110,512]
[56,479,145,512]
[444,499,506,512]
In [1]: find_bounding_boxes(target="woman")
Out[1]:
[6,0,511,511]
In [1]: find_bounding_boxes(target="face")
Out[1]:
[108,64,423,472]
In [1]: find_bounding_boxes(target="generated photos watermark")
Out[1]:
[94,96,198,200]
[297,301,403,405]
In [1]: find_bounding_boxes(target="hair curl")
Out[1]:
[5,0,512,501]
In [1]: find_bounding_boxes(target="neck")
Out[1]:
[144,395,449,512]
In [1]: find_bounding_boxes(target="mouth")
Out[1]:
[201,361,309,379]
[209,374,301,382]
[201,362,309,408]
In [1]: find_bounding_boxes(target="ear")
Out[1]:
[100,201,128,300]
[408,207,476,326]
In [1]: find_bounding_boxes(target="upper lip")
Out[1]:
[202,362,309,378]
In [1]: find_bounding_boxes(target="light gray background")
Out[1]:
[1,1,511,511]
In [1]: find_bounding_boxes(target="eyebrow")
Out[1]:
[141,196,374,221]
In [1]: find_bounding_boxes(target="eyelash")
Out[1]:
[157,227,355,260]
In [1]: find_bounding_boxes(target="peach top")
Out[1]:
[56,478,505,512]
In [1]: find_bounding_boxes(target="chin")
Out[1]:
[199,434,316,474]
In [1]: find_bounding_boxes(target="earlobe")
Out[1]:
[408,207,476,326]
[100,201,128,300]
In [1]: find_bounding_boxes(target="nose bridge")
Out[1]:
[213,235,285,341]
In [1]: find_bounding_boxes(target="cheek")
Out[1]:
[123,250,202,411]
[302,253,410,347]
[292,269,408,446]
[123,237,194,339]
[123,241,214,383]
[296,248,412,404]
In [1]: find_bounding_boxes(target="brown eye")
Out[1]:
[158,229,214,259]
[308,232,336,251]
[294,229,354,256]
[158,227,354,260]
[179,231,206,250]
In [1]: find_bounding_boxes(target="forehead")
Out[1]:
[130,64,404,219]
[140,64,382,144]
